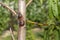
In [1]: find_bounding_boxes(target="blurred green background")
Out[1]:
[0,0,60,40]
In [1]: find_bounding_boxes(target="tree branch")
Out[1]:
[27,19,48,26]
[26,0,33,7]
[0,2,17,15]
[18,0,26,40]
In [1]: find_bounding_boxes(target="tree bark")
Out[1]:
[18,0,26,40]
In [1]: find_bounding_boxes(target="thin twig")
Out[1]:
[27,19,48,26]
[26,0,33,7]
[10,12,15,40]
[10,27,15,40]
[0,2,17,15]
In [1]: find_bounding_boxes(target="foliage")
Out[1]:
[0,0,60,40]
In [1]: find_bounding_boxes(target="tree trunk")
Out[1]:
[18,0,26,40]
